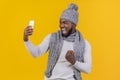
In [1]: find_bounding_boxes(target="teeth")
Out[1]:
[61,28,67,34]
[61,28,66,30]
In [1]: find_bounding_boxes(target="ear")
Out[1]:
[72,23,76,28]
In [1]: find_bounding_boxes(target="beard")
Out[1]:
[62,28,73,37]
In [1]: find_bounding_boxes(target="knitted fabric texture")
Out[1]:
[60,3,79,25]
[45,30,85,80]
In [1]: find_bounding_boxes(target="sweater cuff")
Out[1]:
[24,40,31,45]
[73,61,80,68]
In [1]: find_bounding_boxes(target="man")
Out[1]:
[24,3,92,80]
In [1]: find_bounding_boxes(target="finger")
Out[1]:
[66,52,71,56]
[26,28,33,31]
[67,50,72,54]
[25,26,31,30]
[66,52,70,57]
[71,51,74,54]
[26,26,32,30]
[26,32,32,35]
[27,29,33,32]
[27,31,32,34]
[27,32,33,35]
[68,51,72,55]
[28,30,33,33]
[68,50,74,54]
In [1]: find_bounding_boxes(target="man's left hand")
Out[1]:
[65,50,76,65]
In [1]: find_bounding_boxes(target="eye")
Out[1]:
[60,20,68,24]
[63,21,68,24]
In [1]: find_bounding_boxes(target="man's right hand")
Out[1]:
[24,26,33,41]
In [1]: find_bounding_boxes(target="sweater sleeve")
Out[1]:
[24,34,51,58]
[73,39,92,74]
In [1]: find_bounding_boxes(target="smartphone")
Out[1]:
[29,20,34,28]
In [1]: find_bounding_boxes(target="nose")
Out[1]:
[60,23,65,28]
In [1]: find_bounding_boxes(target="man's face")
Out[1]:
[60,19,75,37]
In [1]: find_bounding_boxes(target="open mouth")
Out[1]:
[61,28,67,34]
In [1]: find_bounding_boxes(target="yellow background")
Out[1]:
[0,0,120,80]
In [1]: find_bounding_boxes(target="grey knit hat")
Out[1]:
[60,3,79,25]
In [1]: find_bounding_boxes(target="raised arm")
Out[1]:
[24,34,51,58]
[23,26,51,58]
